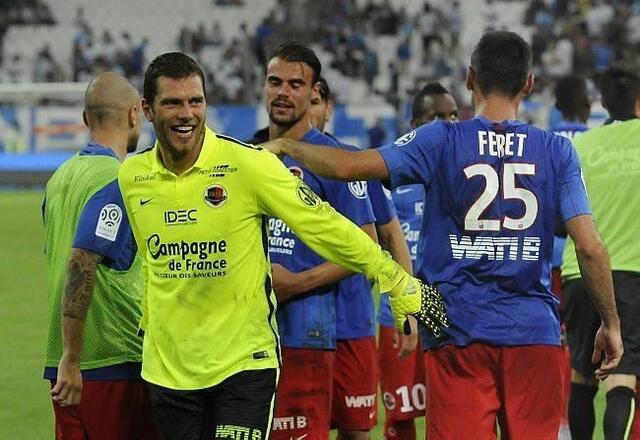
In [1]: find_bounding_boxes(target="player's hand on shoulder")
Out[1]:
[51,353,82,407]
[261,139,286,157]
[389,275,449,338]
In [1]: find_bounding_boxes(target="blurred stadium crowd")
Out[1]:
[0,0,638,115]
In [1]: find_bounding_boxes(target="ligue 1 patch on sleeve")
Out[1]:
[95,204,123,241]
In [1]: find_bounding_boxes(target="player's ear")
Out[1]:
[127,103,137,129]
[466,67,475,92]
[522,73,535,98]
[82,110,89,129]
[326,99,334,122]
[141,98,154,123]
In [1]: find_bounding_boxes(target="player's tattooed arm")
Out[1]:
[61,248,103,321]
[52,248,103,406]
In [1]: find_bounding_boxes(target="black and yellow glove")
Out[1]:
[388,274,448,337]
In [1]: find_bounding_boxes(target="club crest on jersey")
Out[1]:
[296,181,320,207]
[288,165,304,179]
[204,184,228,208]
[348,181,368,199]
[394,130,416,147]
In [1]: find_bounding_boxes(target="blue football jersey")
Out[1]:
[378,116,591,348]
[333,142,384,340]
[550,122,588,269]
[378,184,425,328]
[269,128,375,349]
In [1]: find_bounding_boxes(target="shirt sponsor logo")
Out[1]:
[204,184,228,208]
[268,218,295,255]
[95,204,122,241]
[198,164,239,177]
[344,393,376,408]
[296,182,320,207]
[146,234,228,278]
[140,198,153,206]
[134,173,156,182]
[164,209,197,226]
[272,416,307,430]
[394,130,416,147]
[215,425,263,439]
[449,235,541,261]
[348,181,368,199]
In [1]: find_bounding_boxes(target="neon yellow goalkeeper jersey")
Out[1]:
[119,127,400,390]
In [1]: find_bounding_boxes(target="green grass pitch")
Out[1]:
[0,189,606,439]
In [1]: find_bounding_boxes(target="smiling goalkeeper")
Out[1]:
[118,52,447,440]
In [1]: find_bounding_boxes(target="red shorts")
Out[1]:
[271,347,334,440]
[331,337,378,431]
[50,379,158,440]
[425,343,565,440]
[378,325,426,421]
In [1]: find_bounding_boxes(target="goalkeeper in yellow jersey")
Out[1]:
[118,51,448,440]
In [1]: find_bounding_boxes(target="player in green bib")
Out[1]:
[118,52,448,440]
[562,64,640,440]
[43,73,158,439]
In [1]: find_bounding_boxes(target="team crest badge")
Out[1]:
[204,184,228,208]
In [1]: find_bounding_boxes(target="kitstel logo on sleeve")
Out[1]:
[95,203,122,241]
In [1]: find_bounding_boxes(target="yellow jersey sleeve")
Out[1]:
[255,149,404,293]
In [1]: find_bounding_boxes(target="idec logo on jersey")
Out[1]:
[394,130,416,147]
[164,209,197,226]
[204,184,227,208]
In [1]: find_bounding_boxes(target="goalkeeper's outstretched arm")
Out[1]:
[256,149,448,336]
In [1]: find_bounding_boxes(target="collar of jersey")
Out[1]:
[301,127,324,143]
[150,126,217,176]
[79,142,118,159]
[474,115,526,128]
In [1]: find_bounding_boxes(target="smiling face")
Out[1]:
[265,57,317,129]
[142,74,206,168]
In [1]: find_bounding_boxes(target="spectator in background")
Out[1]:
[367,117,386,149]
[210,21,224,47]
[33,44,61,82]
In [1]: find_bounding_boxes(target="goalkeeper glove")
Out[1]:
[389,274,449,337]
